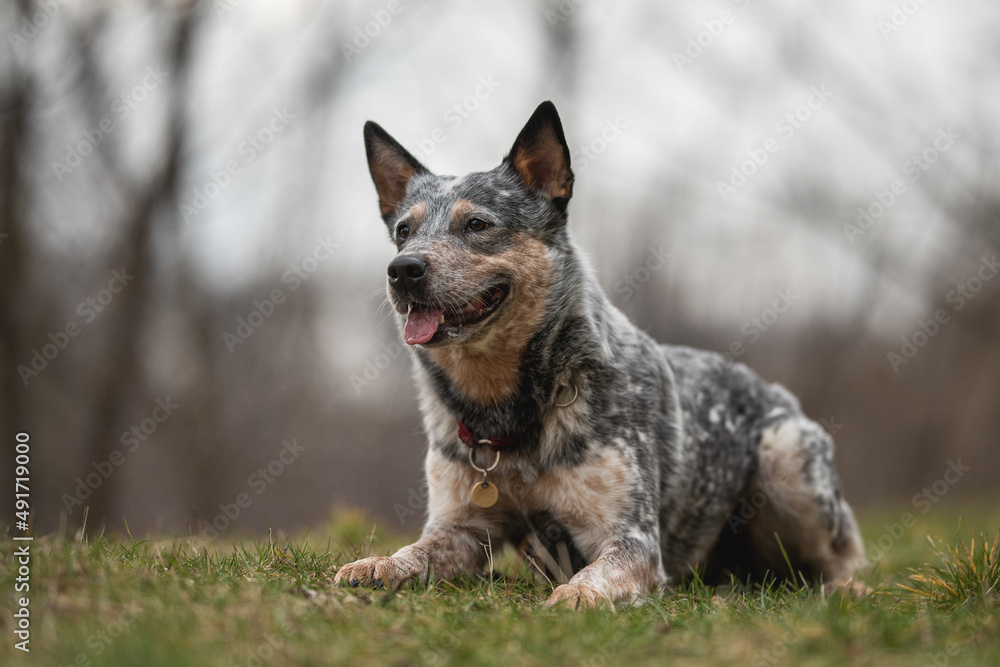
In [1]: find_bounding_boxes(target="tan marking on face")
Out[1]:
[406,201,426,225]
[449,198,475,223]
[427,234,553,404]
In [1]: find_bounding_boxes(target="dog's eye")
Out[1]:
[397,224,410,242]
[466,219,490,233]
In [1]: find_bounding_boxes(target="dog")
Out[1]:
[333,101,866,607]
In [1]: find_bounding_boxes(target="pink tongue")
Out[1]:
[404,308,444,345]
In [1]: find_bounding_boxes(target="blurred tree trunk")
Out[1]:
[0,0,32,530]
[76,0,199,530]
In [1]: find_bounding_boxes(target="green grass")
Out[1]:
[2,504,999,666]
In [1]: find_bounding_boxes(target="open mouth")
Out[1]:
[402,284,510,345]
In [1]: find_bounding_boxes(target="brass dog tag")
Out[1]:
[471,481,498,508]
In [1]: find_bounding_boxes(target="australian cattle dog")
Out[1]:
[334,101,866,607]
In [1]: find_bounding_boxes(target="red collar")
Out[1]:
[457,421,520,451]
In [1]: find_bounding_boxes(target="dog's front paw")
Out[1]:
[823,578,871,599]
[334,556,413,589]
[545,582,612,609]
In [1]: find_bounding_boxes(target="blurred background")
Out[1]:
[2,0,998,539]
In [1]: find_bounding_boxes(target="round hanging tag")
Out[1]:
[470,481,498,508]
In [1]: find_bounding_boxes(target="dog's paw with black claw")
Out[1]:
[333,556,410,589]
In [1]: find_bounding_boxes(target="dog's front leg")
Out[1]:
[335,448,490,589]
[333,523,486,589]
[545,534,666,609]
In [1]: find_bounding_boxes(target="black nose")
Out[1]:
[387,255,428,292]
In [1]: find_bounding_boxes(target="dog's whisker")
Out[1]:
[364,287,388,303]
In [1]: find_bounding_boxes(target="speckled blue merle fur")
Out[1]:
[334,102,866,607]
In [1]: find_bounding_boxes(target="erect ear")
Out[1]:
[364,121,430,222]
[504,101,574,213]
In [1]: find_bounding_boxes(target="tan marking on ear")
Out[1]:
[449,198,475,223]
[512,138,573,201]
[370,146,419,217]
[427,235,554,404]
[511,152,543,190]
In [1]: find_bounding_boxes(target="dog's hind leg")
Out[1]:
[730,418,867,590]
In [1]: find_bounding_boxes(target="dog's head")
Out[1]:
[364,101,573,349]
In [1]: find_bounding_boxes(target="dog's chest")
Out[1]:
[505,448,631,510]
[432,444,635,558]
[420,377,637,552]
